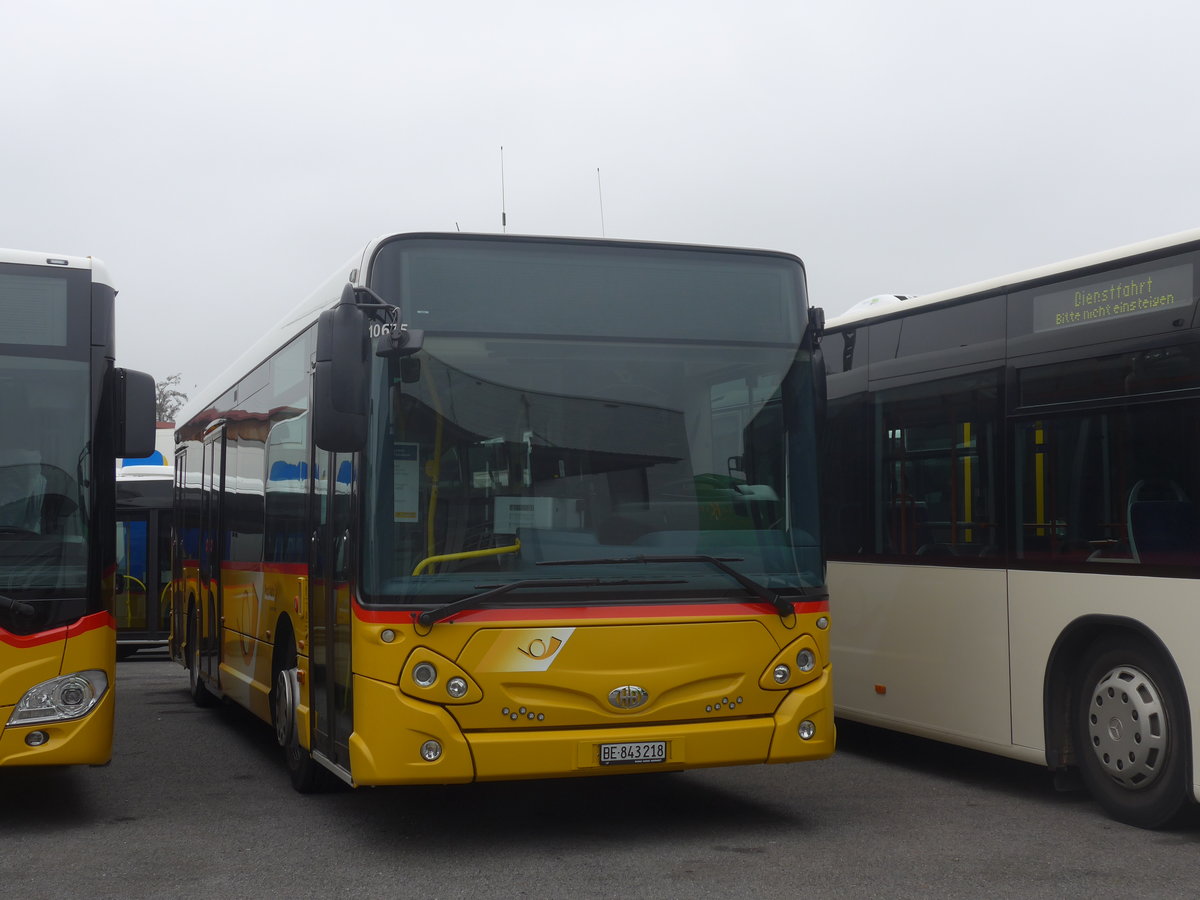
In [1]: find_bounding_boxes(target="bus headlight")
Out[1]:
[8,670,108,725]
[412,662,438,688]
[420,740,442,761]
[796,649,816,673]
[402,652,481,704]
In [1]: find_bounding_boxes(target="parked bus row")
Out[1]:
[11,226,1200,830]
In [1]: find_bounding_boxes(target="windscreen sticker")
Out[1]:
[393,443,419,522]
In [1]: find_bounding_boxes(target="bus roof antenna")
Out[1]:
[597,167,606,238]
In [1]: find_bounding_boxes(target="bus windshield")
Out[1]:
[0,354,90,631]
[360,240,822,605]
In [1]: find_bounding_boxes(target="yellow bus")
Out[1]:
[170,232,832,791]
[822,228,1200,827]
[0,248,154,766]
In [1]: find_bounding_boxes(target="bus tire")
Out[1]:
[1074,635,1190,828]
[272,646,325,793]
[187,604,217,707]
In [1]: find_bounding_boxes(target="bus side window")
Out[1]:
[1016,402,1200,567]
[873,372,1001,561]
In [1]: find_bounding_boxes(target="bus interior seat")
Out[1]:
[1127,479,1198,563]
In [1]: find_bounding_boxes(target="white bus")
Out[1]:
[115,464,173,657]
[822,228,1200,827]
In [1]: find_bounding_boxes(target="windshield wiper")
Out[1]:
[537,554,796,618]
[0,592,36,619]
[416,576,685,627]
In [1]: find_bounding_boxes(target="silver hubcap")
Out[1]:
[1086,664,1168,790]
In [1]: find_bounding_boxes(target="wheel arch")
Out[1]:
[1043,614,1190,781]
[271,611,300,676]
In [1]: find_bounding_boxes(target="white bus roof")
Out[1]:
[825,226,1200,331]
[176,231,799,431]
[0,248,113,289]
[117,465,175,480]
[174,238,379,429]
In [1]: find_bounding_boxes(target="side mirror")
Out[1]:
[809,306,827,422]
[116,368,156,458]
[811,343,828,423]
[314,287,369,452]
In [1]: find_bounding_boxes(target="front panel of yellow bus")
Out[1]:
[325,237,832,784]
[0,260,116,766]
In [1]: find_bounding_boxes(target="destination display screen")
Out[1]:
[0,273,68,346]
[370,237,806,345]
[1033,262,1194,333]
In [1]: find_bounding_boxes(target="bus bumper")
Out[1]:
[347,668,833,785]
[0,687,115,767]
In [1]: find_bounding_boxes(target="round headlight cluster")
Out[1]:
[796,649,816,673]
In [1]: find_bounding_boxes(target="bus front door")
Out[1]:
[199,426,224,686]
[309,449,354,776]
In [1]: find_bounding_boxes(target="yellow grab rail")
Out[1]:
[412,539,521,576]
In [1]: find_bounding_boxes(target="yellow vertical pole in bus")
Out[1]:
[961,422,973,544]
[1035,424,1046,538]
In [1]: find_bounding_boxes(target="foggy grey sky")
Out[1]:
[6,0,1200,403]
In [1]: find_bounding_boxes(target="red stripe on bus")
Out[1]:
[179,560,309,576]
[0,610,115,649]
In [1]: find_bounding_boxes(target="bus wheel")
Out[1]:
[272,651,324,793]
[187,605,217,707]
[1074,636,1189,828]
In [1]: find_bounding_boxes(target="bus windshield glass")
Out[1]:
[360,238,821,606]
[0,354,91,624]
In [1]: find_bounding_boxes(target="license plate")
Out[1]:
[598,740,667,765]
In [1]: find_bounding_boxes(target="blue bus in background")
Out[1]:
[115,464,173,657]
